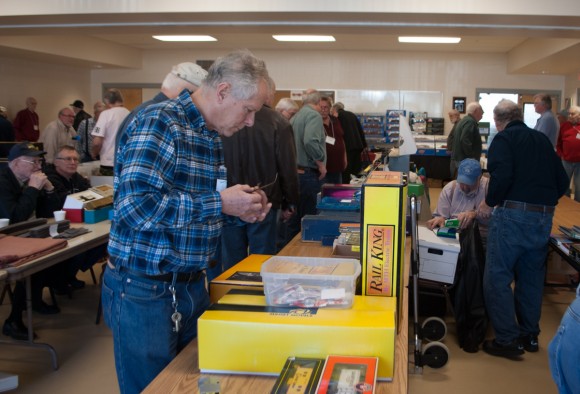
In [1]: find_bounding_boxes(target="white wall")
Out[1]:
[0,56,91,130]
[92,49,565,133]
[0,49,569,135]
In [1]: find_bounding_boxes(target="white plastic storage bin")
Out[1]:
[260,256,361,308]
[417,225,460,284]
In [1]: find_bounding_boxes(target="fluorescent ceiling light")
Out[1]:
[153,35,217,42]
[398,36,461,44]
[273,35,335,42]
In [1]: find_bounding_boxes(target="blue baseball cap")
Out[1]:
[8,142,46,161]
[457,158,481,186]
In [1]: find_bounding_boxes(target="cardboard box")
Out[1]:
[63,185,113,223]
[417,225,460,284]
[209,254,270,303]
[84,205,113,224]
[361,171,407,330]
[331,243,360,259]
[198,294,397,380]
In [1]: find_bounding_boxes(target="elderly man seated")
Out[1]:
[426,158,489,241]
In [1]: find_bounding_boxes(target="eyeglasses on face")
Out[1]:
[55,157,80,163]
[60,113,75,118]
[19,158,43,166]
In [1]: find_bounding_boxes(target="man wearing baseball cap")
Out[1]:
[427,158,490,238]
[114,62,208,153]
[70,99,92,130]
[0,142,62,339]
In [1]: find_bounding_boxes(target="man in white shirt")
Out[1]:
[91,89,129,175]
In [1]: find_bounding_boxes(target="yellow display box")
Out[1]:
[361,171,407,329]
[209,254,270,303]
[198,294,397,380]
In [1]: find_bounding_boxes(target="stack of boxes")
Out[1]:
[198,170,408,381]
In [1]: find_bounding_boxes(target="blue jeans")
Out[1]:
[287,169,322,240]
[102,266,209,394]
[562,160,580,202]
[549,285,580,394]
[221,209,278,271]
[483,205,552,344]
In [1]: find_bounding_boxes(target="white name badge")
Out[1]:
[326,136,336,145]
[216,179,227,192]
[576,133,580,140]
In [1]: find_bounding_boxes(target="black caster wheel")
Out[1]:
[422,316,447,342]
[422,341,450,369]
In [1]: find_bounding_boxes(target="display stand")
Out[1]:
[144,235,410,394]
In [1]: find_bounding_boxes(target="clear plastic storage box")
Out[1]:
[260,256,361,308]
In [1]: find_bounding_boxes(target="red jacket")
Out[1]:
[557,121,580,162]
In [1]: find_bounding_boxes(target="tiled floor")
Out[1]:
[0,187,576,393]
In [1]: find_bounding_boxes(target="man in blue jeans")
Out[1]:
[220,77,299,272]
[103,50,272,394]
[479,99,568,358]
[549,283,580,393]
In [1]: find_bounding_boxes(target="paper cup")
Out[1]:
[54,210,66,221]
[0,218,9,228]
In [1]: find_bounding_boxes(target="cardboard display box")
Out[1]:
[209,254,270,303]
[63,185,113,223]
[84,205,113,224]
[361,171,407,330]
[417,225,460,285]
[198,294,397,380]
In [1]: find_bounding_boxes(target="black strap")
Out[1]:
[84,120,89,157]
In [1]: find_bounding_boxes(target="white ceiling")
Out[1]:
[1,9,579,75]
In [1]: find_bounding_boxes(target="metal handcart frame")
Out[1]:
[408,194,450,373]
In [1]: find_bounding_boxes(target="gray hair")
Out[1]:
[568,105,580,116]
[302,90,321,105]
[275,98,298,113]
[493,99,523,128]
[466,102,482,115]
[203,49,269,100]
[333,102,345,112]
[533,93,552,110]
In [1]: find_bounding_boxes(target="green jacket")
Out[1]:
[451,114,482,161]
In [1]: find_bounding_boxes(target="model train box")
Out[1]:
[361,170,407,331]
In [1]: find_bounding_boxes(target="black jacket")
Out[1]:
[36,164,91,218]
[486,120,569,207]
[337,109,367,152]
[222,106,299,209]
[0,166,60,223]
[73,110,92,131]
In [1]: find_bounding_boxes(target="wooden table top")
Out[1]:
[144,235,410,394]
[552,195,580,234]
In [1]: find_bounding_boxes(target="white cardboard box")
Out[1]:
[417,225,460,284]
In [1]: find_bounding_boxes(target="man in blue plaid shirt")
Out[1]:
[102,50,271,394]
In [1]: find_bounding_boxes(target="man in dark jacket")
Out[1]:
[37,145,107,290]
[0,143,61,340]
[333,102,367,182]
[480,99,569,358]
[70,99,92,131]
[220,78,299,271]
[451,102,483,178]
